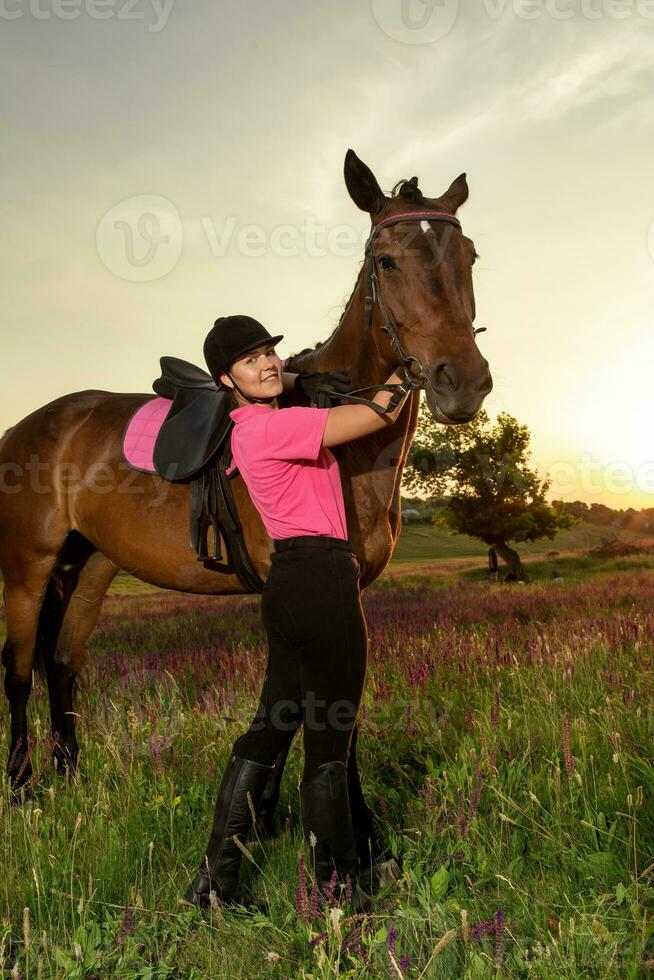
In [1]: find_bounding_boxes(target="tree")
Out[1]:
[403,400,577,581]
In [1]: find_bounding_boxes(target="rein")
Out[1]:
[331,209,485,417]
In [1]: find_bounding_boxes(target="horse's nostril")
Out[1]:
[432,361,459,392]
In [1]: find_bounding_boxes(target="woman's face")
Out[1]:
[220,344,283,403]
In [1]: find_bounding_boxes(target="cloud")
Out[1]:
[519,29,654,119]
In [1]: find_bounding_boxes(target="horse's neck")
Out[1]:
[307,270,386,388]
[294,269,420,510]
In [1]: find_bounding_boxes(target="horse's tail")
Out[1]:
[33,572,62,680]
[32,531,97,680]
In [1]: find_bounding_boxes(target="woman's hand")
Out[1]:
[322,366,412,448]
[294,369,352,408]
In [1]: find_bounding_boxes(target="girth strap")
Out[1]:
[188,443,266,594]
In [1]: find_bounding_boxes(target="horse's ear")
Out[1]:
[440,173,469,213]
[344,149,386,216]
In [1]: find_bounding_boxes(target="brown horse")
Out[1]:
[1,150,492,825]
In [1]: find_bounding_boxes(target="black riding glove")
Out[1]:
[293,369,352,408]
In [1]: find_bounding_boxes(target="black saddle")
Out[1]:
[151,355,266,593]
[153,356,219,396]
[152,356,232,481]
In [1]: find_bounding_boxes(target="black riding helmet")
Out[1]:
[204,315,284,405]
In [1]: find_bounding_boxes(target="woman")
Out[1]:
[185,314,411,913]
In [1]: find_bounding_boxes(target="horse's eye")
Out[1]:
[379,254,396,271]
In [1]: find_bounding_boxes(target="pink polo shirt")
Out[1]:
[225,403,348,541]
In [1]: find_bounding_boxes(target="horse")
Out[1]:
[1,149,492,848]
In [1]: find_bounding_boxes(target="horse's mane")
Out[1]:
[285,175,424,371]
[389,176,426,205]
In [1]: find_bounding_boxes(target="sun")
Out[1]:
[569,330,653,506]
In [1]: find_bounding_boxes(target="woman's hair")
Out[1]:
[216,364,241,407]
[219,378,238,405]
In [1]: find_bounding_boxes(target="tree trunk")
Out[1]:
[493,540,527,582]
[487,546,499,583]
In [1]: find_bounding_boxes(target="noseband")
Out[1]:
[334,209,485,416]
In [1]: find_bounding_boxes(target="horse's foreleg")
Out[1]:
[47,661,78,774]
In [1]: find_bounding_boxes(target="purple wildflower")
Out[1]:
[118,902,135,946]
[490,689,500,729]
[341,917,373,964]
[469,917,496,943]
[15,736,35,782]
[562,715,575,778]
[387,922,398,956]
[495,907,505,966]
[295,853,310,923]
[323,868,338,902]
[307,928,329,949]
[7,737,23,774]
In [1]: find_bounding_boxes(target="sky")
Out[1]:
[2,0,653,509]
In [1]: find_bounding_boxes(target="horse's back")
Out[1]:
[0,389,153,468]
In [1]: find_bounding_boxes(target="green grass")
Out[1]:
[392,521,652,564]
[99,521,653,597]
[2,556,654,977]
[0,522,648,604]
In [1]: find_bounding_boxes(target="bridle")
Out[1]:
[333,209,486,416]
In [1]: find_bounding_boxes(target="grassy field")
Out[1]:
[392,521,654,563]
[2,538,654,977]
[68,520,649,598]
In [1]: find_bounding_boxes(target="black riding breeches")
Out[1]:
[232,535,368,779]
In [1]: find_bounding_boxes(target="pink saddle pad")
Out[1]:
[122,397,172,473]
[122,396,238,477]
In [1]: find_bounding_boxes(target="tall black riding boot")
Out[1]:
[300,760,375,914]
[253,746,292,840]
[184,751,276,908]
[346,729,384,870]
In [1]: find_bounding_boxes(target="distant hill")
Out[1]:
[393,520,654,562]
[400,495,654,534]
